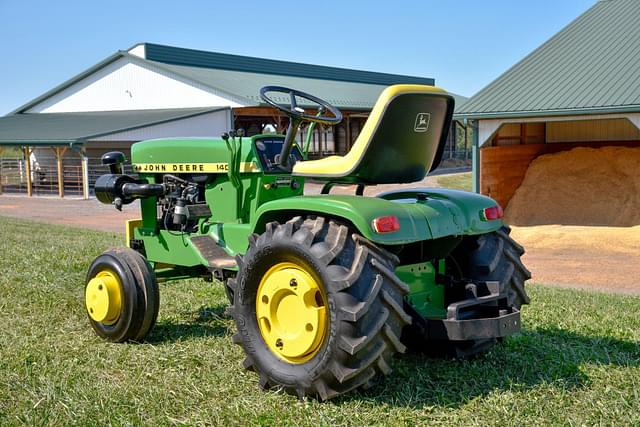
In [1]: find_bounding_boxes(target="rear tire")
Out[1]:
[230,216,411,400]
[448,225,530,357]
[405,225,531,358]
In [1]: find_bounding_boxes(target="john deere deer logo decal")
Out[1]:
[414,113,430,133]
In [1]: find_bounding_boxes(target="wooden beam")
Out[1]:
[80,150,89,200]
[24,146,33,197]
[233,107,285,117]
[52,146,68,198]
[233,106,368,118]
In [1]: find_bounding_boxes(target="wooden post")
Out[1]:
[24,146,33,197]
[52,146,68,198]
[80,149,89,200]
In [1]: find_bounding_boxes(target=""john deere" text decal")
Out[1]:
[132,162,260,173]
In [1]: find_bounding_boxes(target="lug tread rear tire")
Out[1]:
[403,226,531,358]
[231,215,410,400]
[450,225,531,357]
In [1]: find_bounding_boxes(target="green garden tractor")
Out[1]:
[85,84,530,400]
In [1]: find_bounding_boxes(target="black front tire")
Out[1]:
[85,247,160,342]
[230,216,411,400]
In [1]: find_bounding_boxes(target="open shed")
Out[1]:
[456,0,640,214]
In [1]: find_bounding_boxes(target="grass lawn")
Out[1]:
[0,216,638,426]
[436,172,472,192]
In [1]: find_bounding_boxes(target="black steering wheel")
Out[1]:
[260,86,342,169]
[260,86,343,125]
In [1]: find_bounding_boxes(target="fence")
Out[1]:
[1,148,471,198]
[0,157,135,197]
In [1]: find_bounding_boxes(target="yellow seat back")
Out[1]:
[292,84,454,184]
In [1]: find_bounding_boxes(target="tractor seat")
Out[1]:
[292,84,454,184]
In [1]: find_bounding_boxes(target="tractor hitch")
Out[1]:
[409,278,521,342]
[435,279,521,341]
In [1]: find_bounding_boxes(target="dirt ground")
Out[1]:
[510,225,640,295]
[1,180,639,295]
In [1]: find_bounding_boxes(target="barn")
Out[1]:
[0,43,467,199]
[456,0,640,225]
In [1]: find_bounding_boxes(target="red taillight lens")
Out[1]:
[372,215,400,233]
[481,205,504,221]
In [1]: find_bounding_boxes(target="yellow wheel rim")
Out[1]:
[85,270,122,325]
[256,262,328,364]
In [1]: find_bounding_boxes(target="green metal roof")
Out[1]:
[155,60,468,111]
[0,107,224,145]
[152,60,399,110]
[144,43,435,86]
[456,0,640,120]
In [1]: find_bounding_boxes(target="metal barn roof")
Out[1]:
[144,43,435,87]
[12,43,456,114]
[0,108,224,145]
[456,0,640,119]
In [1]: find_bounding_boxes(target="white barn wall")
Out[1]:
[27,57,248,113]
[128,44,146,58]
[92,110,232,141]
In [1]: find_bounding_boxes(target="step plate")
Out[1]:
[190,235,237,269]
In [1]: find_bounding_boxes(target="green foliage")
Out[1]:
[0,147,23,159]
[436,172,472,191]
[454,122,473,152]
[0,216,638,425]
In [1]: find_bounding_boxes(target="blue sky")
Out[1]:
[0,0,594,115]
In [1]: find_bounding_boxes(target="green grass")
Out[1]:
[0,216,639,426]
[436,172,472,191]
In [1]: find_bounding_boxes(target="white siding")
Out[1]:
[27,57,248,113]
[92,110,232,141]
[128,44,146,58]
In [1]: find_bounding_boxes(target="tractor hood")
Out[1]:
[130,137,258,173]
[252,189,503,245]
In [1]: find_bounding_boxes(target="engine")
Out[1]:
[94,151,204,232]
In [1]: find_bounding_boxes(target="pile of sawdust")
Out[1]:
[505,146,640,226]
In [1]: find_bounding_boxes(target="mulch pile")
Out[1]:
[505,146,640,226]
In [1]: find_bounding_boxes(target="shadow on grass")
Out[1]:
[345,327,639,408]
[142,308,638,409]
[146,305,233,344]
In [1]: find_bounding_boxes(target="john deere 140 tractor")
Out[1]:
[85,84,530,400]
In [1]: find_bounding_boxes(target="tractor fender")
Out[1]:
[377,188,504,238]
[251,195,434,245]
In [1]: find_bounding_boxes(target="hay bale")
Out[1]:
[504,146,640,226]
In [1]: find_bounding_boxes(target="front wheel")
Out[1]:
[84,247,159,342]
[229,216,411,400]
